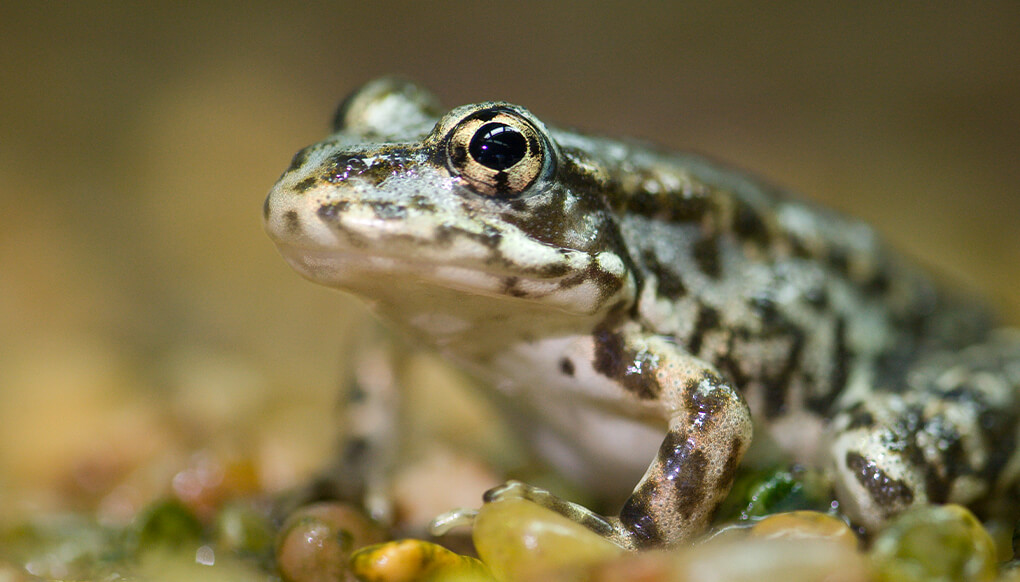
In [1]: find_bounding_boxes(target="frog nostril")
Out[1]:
[469,122,527,170]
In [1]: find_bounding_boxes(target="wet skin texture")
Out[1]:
[265,78,1020,549]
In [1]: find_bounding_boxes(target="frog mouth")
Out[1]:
[275,199,587,286]
[275,242,613,317]
[280,244,576,295]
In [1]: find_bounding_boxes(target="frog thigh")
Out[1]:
[828,331,1020,530]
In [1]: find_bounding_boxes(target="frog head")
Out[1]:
[264,79,637,332]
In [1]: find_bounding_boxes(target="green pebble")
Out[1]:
[214,501,275,559]
[870,504,997,582]
[129,499,204,553]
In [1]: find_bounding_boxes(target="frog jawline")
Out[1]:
[279,246,607,316]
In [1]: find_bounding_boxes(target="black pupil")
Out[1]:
[468,122,527,171]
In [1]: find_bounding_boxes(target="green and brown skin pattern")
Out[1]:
[264,78,1020,549]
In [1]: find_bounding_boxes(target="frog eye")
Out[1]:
[445,109,545,197]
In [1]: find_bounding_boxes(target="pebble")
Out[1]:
[869,504,997,582]
[349,539,492,582]
[275,502,386,582]
[472,495,624,581]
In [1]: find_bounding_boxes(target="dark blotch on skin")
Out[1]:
[749,293,778,325]
[342,437,370,470]
[295,176,318,193]
[846,451,914,509]
[507,199,528,213]
[684,375,729,431]
[978,406,1018,483]
[804,286,830,309]
[409,194,437,213]
[921,434,962,502]
[687,305,721,356]
[538,262,571,278]
[345,382,367,404]
[789,238,812,260]
[717,437,744,490]
[331,88,359,131]
[828,247,850,276]
[692,234,722,278]
[592,326,660,399]
[716,342,750,393]
[286,146,311,173]
[732,200,771,247]
[619,483,664,549]
[621,186,710,224]
[843,403,875,430]
[436,224,503,250]
[559,358,575,377]
[497,189,571,247]
[591,326,626,381]
[762,328,805,418]
[825,317,850,409]
[586,260,626,299]
[503,277,529,298]
[369,201,407,220]
[642,250,687,299]
[864,269,891,295]
[556,272,588,289]
[317,200,350,221]
[555,255,626,300]
[657,432,708,520]
[805,318,850,414]
[283,210,301,235]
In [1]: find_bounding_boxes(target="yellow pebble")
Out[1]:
[349,539,492,582]
[749,510,858,550]
[472,497,624,582]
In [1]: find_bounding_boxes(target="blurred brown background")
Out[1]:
[1,3,1018,517]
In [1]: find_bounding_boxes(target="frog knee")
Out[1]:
[829,434,922,530]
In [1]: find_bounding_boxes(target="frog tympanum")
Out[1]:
[264,78,1020,549]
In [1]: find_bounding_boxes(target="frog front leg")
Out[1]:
[489,324,753,549]
[616,368,752,548]
[282,344,405,524]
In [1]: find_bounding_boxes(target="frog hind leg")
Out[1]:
[828,330,1020,531]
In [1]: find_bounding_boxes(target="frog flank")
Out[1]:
[264,78,1020,549]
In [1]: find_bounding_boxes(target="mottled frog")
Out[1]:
[264,78,1020,549]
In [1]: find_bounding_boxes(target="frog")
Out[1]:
[263,78,1020,549]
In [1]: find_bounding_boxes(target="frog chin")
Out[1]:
[277,245,613,317]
